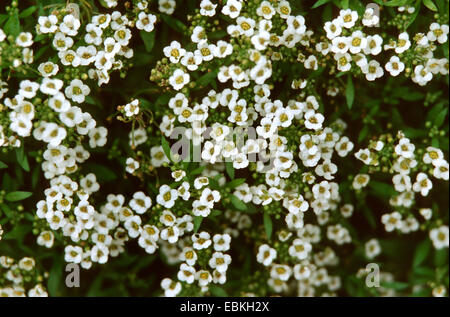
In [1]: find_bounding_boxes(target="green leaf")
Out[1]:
[406,0,422,28]
[5,191,32,202]
[434,108,448,128]
[381,281,410,290]
[413,239,431,268]
[160,14,187,33]
[423,0,438,11]
[209,285,228,297]
[47,256,64,296]
[312,0,331,8]
[225,162,235,180]
[230,194,247,211]
[383,0,410,6]
[226,178,246,189]
[263,211,273,240]
[358,125,369,143]
[345,75,354,109]
[16,145,30,172]
[0,161,7,169]
[193,216,203,233]
[161,135,173,162]
[4,12,20,36]
[84,163,117,182]
[196,69,218,88]
[140,30,156,52]
[19,6,37,18]
[368,181,396,198]
[434,248,448,267]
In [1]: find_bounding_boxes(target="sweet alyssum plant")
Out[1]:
[0,0,448,297]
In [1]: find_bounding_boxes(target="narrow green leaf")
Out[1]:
[193,216,203,233]
[263,212,273,240]
[312,0,331,9]
[4,12,20,36]
[0,161,7,169]
[423,0,438,11]
[209,285,228,297]
[226,178,246,189]
[140,30,156,52]
[346,75,354,109]
[161,135,173,163]
[230,194,247,211]
[160,14,187,33]
[434,108,448,128]
[16,145,30,172]
[19,6,37,18]
[225,162,235,180]
[5,191,32,202]
[413,239,431,267]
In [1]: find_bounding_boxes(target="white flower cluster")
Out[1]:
[0,256,48,297]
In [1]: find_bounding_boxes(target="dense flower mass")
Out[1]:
[0,0,448,297]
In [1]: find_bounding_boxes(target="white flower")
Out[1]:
[180,52,202,71]
[429,226,449,249]
[177,264,196,284]
[213,234,231,252]
[222,0,242,19]
[256,244,277,266]
[16,32,33,47]
[289,239,312,260]
[130,191,152,214]
[196,270,212,287]
[88,126,108,148]
[334,53,352,72]
[169,69,190,91]
[427,23,449,44]
[270,264,292,281]
[38,15,58,33]
[124,99,140,117]
[159,0,176,15]
[433,159,449,180]
[208,252,231,273]
[136,12,157,32]
[362,60,384,81]
[37,231,54,248]
[331,36,349,54]
[60,14,81,36]
[157,184,178,208]
[65,79,90,103]
[236,16,256,37]
[352,174,370,190]
[335,136,354,157]
[64,245,83,263]
[324,20,342,40]
[125,157,140,174]
[40,78,63,95]
[395,32,411,54]
[304,110,324,130]
[381,211,402,232]
[385,56,405,76]
[349,31,367,54]
[257,1,275,19]
[192,231,212,250]
[163,41,186,63]
[365,239,381,259]
[200,0,217,16]
[124,215,142,238]
[338,9,358,28]
[362,7,379,27]
[412,65,433,86]
[364,35,383,55]
[412,172,432,196]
